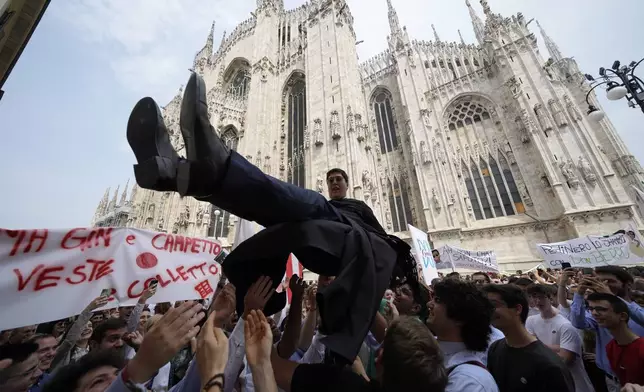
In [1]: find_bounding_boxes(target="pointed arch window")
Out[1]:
[228,69,251,99]
[372,90,399,154]
[463,153,525,221]
[388,177,414,232]
[285,73,307,188]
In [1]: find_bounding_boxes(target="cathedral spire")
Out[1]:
[386,0,403,37]
[480,0,492,16]
[466,0,485,45]
[119,179,129,206]
[206,21,215,54]
[97,187,110,216]
[109,186,119,211]
[536,20,563,62]
[432,24,441,42]
[458,30,466,45]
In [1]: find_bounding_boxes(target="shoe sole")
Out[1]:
[127,97,163,164]
[180,73,209,162]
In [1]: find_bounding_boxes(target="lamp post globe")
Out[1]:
[587,107,605,122]
[606,85,628,101]
[214,209,221,217]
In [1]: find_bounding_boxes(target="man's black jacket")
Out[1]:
[222,199,409,363]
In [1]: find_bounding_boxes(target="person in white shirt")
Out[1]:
[526,284,595,392]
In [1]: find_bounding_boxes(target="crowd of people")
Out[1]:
[1,261,644,392]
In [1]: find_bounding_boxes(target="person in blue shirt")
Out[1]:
[566,266,644,392]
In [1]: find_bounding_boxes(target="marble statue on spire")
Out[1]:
[466,0,485,44]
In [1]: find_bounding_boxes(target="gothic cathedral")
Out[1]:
[92,0,644,271]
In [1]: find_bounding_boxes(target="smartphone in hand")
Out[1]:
[100,288,111,297]
[582,268,594,275]
[560,262,572,270]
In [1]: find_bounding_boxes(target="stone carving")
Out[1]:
[196,206,205,225]
[548,98,568,128]
[313,118,323,146]
[330,110,341,140]
[355,114,364,141]
[448,192,456,206]
[578,157,597,184]
[506,76,521,97]
[435,142,446,165]
[563,95,582,122]
[559,160,580,189]
[519,183,534,206]
[263,156,271,173]
[255,151,262,167]
[346,106,355,132]
[385,211,392,230]
[534,103,554,132]
[504,141,516,165]
[158,216,164,228]
[407,48,416,68]
[316,176,324,193]
[362,170,375,194]
[540,173,552,188]
[432,188,441,211]
[147,204,155,219]
[303,126,310,149]
[178,205,191,228]
[420,141,431,164]
[420,109,431,127]
[517,114,531,143]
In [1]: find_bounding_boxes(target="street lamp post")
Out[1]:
[214,210,221,238]
[584,59,644,121]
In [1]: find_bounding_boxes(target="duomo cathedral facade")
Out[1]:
[92,0,644,271]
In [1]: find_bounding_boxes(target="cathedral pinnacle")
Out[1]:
[119,179,129,205]
[536,20,563,62]
[466,0,485,45]
[480,0,492,16]
[458,29,466,45]
[206,21,215,49]
[385,0,402,37]
[432,24,441,42]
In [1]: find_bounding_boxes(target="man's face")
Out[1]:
[326,172,348,200]
[10,326,36,344]
[118,307,133,320]
[595,273,627,297]
[486,292,521,331]
[394,284,419,316]
[529,293,551,311]
[36,336,58,371]
[0,353,42,392]
[53,320,69,336]
[109,309,120,319]
[98,328,127,350]
[90,313,104,326]
[73,365,119,392]
[426,297,451,334]
[472,274,488,286]
[138,311,151,331]
[588,299,624,329]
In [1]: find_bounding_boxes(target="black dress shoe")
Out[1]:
[177,73,231,196]
[127,97,180,192]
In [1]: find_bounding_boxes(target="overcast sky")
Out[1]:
[0,0,642,229]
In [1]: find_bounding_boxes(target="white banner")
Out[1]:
[436,245,499,272]
[408,224,439,283]
[536,226,644,269]
[0,227,222,330]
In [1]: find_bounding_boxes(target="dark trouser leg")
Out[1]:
[198,151,341,227]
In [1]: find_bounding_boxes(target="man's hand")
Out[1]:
[289,275,306,300]
[211,283,236,328]
[85,295,109,312]
[243,276,274,318]
[197,310,229,388]
[244,310,273,367]
[622,384,644,392]
[123,331,144,350]
[138,284,157,303]
[558,269,575,287]
[581,277,612,295]
[384,301,399,319]
[126,301,204,383]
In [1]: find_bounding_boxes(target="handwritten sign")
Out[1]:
[408,224,439,283]
[537,227,644,269]
[0,227,222,330]
[436,245,499,272]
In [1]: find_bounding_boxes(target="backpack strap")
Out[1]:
[447,360,487,375]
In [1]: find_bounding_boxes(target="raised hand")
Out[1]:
[86,295,109,312]
[139,283,158,303]
[622,384,644,392]
[126,301,205,383]
[558,269,576,286]
[197,310,229,389]
[244,310,273,367]
[582,277,612,295]
[211,283,236,328]
[123,331,144,350]
[243,276,274,318]
[289,275,306,300]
